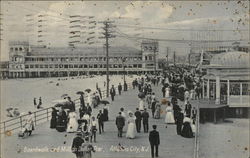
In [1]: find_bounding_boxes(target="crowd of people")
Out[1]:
[16,67,203,158]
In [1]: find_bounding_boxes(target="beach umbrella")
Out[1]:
[61,94,68,98]
[85,89,91,93]
[76,91,84,95]
[6,108,13,111]
[138,92,145,98]
[100,100,110,105]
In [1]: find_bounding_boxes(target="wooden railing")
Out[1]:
[0,82,132,134]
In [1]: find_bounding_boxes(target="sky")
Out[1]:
[0,1,249,61]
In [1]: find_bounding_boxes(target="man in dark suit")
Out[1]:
[134,108,142,133]
[115,112,125,137]
[141,108,149,133]
[149,125,160,158]
[176,111,184,135]
[118,83,122,95]
[110,85,116,101]
[97,110,104,134]
[151,99,156,118]
[71,133,85,158]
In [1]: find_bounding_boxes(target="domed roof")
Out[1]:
[210,51,249,68]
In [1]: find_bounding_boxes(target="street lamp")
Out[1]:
[122,57,126,84]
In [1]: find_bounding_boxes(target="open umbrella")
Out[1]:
[100,100,110,105]
[54,102,71,109]
[76,91,84,95]
[61,94,68,98]
[138,92,145,98]
[85,89,91,93]
[6,107,13,111]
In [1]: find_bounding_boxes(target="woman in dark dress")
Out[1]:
[56,107,67,132]
[181,116,194,138]
[103,104,109,121]
[50,107,58,129]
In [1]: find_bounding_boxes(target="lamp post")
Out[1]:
[122,57,126,84]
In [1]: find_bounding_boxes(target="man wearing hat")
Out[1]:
[71,133,85,158]
[115,112,125,137]
[149,125,160,158]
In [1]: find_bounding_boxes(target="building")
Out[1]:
[7,41,161,78]
[201,51,250,117]
[0,61,9,79]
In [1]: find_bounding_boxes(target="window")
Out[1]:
[15,48,18,51]
[79,65,83,68]
[45,65,48,68]
[99,64,103,68]
[40,65,44,68]
[74,65,78,68]
[64,65,68,68]
[30,65,34,68]
[84,65,88,68]
[35,65,39,68]
[145,56,148,60]
[69,65,73,68]
[25,65,29,68]
[133,64,137,68]
[138,64,142,68]
[19,47,23,51]
[149,56,152,60]
[89,65,93,68]
[55,65,58,68]
[49,65,53,68]
[94,64,97,68]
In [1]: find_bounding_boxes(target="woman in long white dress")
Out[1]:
[165,103,175,124]
[165,87,170,98]
[126,112,136,139]
[67,112,78,133]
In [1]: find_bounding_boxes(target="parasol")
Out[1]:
[85,89,91,93]
[6,108,13,111]
[100,100,110,105]
[76,91,84,95]
[61,94,68,98]
[138,92,145,98]
[54,102,71,109]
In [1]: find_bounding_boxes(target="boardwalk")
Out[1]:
[2,85,195,158]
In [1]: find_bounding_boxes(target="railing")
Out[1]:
[193,104,200,158]
[0,82,132,135]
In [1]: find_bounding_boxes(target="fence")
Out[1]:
[193,104,200,158]
[0,82,132,135]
